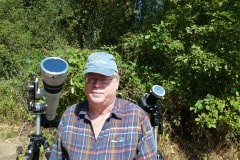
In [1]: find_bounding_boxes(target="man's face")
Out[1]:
[84,73,119,106]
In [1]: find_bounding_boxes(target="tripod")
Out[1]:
[24,109,51,160]
[149,109,164,160]
[17,78,51,160]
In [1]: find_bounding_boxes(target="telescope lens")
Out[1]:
[41,57,68,74]
[151,85,165,98]
[40,57,69,87]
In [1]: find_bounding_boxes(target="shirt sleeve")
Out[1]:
[135,115,158,160]
[49,120,68,160]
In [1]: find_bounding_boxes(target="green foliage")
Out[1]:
[40,0,136,48]
[119,0,240,143]
[174,45,229,98]
[0,0,68,79]
[169,0,240,140]
[191,93,240,136]
[56,48,88,115]
[0,19,31,78]
[41,127,56,146]
[21,0,67,49]
[0,79,28,122]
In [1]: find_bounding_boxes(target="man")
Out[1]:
[49,52,157,159]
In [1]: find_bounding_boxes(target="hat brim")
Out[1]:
[83,68,115,76]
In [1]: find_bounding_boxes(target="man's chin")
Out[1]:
[90,97,104,103]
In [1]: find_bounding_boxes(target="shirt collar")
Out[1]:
[78,98,122,119]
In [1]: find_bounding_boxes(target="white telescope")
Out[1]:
[40,57,69,124]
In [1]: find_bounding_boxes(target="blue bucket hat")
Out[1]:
[83,52,118,76]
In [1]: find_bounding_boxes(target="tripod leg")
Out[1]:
[32,149,40,160]
[43,138,51,160]
[24,144,34,160]
[23,135,42,160]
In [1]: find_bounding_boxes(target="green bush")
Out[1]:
[118,0,240,145]
[191,93,240,136]
[0,79,28,122]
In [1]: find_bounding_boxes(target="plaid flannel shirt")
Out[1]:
[49,98,157,160]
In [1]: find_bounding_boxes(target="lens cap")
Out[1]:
[151,85,165,98]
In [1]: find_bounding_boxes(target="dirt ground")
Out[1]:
[0,140,20,160]
[0,123,31,160]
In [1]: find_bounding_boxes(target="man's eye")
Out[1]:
[100,78,108,81]
[86,77,113,84]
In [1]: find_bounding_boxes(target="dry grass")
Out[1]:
[158,132,240,160]
[0,123,31,148]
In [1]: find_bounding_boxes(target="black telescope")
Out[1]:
[138,85,165,115]
[138,85,165,160]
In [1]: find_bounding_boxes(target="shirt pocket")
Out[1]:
[108,132,139,150]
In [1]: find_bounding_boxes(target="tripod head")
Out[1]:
[27,78,46,113]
